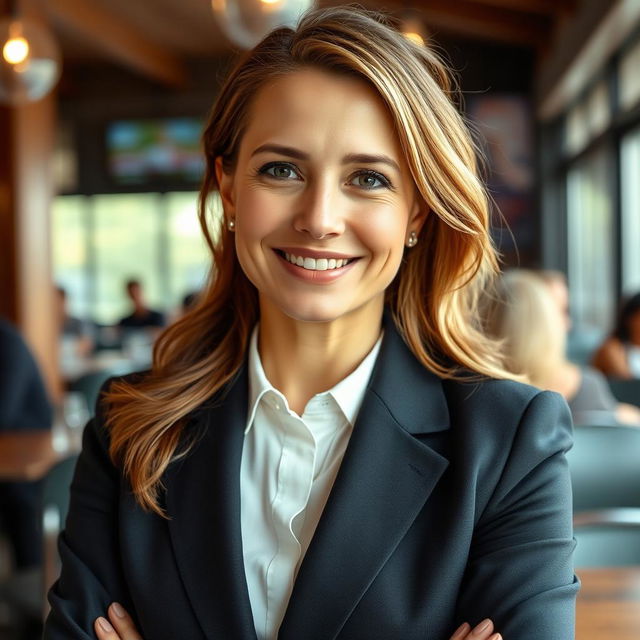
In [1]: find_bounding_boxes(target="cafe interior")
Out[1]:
[1,0,640,637]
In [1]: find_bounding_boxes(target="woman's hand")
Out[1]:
[93,604,501,640]
[450,618,502,640]
[94,603,143,640]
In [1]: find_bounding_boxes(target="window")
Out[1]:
[53,192,210,325]
[621,125,640,294]
[565,81,610,155]
[166,192,211,309]
[567,149,615,331]
[619,38,640,112]
[52,195,89,318]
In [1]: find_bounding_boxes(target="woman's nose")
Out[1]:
[293,182,345,240]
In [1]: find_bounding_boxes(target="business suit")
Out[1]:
[45,319,578,639]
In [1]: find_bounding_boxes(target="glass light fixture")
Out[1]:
[211,0,315,49]
[399,11,427,47]
[0,0,61,106]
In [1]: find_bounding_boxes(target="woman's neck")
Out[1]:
[257,303,383,415]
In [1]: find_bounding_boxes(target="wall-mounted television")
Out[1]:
[105,117,205,186]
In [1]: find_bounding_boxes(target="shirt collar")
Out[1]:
[246,325,383,433]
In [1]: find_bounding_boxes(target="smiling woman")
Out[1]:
[44,7,578,640]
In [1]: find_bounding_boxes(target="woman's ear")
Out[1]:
[215,157,235,217]
[409,199,430,237]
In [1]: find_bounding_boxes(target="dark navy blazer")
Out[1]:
[45,320,579,639]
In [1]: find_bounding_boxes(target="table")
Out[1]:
[0,429,81,482]
[577,567,640,639]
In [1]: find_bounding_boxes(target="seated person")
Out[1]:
[484,270,640,426]
[117,279,165,331]
[592,292,640,379]
[0,317,53,569]
[56,286,94,360]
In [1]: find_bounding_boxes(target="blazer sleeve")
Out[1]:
[44,406,135,638]
[455,390,579,639]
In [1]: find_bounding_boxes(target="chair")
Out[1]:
[67,369,114,414]
[566,424,640,512]
[574,511,640,568]
[41,454,79,599]
[0,454,79,621]
[607,378,640,408]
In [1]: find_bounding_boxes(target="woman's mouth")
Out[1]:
[276,250,356,271]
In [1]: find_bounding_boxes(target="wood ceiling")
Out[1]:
[33,0,577,87]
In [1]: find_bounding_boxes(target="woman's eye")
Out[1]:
[260,163,300,180]
[350,171,391,189]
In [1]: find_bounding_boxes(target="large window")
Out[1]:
[621,125,640,295]
[567,150,615,331]
[547,30,640,337]
[53,192,211,324]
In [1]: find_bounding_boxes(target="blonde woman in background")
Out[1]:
[45,8,577,640]
[485,269,640,426]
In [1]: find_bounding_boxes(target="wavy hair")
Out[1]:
[105,6,512,515]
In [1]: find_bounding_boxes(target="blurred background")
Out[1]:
[1,0,640,638]
[1,0,639,399]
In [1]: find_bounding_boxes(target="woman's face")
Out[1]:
[216,68,427,327]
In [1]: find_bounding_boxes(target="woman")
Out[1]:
[485,269,640,426]
[45,8,577,640]
[592,292,640,379]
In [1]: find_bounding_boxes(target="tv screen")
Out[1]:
[106,118,205,185]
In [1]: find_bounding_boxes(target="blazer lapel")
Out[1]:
[164,368,257,640]
[279,322,451,640]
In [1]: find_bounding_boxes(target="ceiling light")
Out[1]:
[399,11,427,48]
[211,0,315,49]
[0,0,61,106]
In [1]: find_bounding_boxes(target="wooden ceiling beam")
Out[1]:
[462,0,576,17]
[43,0,187,87]
[409,0,551,47]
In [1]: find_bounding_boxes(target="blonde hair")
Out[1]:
[484,269,566,387]
[105,7,514,515]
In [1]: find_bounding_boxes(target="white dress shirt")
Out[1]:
[240,328,383,640]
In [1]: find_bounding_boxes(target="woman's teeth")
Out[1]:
[284,252,352,271]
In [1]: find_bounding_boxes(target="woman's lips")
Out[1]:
[282,251,352,271]
[274,249,359,282]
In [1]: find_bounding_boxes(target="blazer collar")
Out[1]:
[279,317,451,639]
[164,368,258,640]
[366,312,450,436]
[164,316,450,640]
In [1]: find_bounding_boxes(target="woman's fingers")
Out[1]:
[450,619,502,640]
[471,619,494,637]
[94,616,121,640]
[450,622,471,639]
[94,603,143,640]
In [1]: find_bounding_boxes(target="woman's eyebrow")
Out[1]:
[342,153,400,172]
[251,144,308,160]
[251,145,401,173]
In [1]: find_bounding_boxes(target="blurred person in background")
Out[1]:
[537,270,571,331]
[56,286,94,359]
[0,317,53,570]
[484,269,640,426]
[592,292,640,379]
[117,279,165,332]
[181,290,200,315]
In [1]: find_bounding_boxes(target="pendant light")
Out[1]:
[211,0,315,49]
[0,0,61,106]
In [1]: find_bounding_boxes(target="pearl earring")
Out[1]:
[227,219,235,231]
[407,231,418,247]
